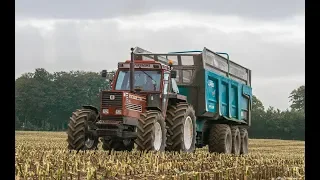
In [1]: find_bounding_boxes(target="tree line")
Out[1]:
[15,68,305,140]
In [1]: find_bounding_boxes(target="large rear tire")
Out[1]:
[166,102,196,152]
[135,110,167,152]
[240,127,249,154]
[67,109,99,151]
[208,124,232,154]
[231,126,241,155]
[102,139,134,151]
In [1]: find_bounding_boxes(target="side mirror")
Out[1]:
[170,70,177,78]
[101,70,107,78]
[106,73,114,80]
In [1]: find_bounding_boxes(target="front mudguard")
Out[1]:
[82,105,99,115]
[82,105,100,122]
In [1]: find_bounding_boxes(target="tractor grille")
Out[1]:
[126,103,142,112]
[101,92,122,108]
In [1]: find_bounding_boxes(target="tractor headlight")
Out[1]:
[115,109,122,115]
[102,109,109,114]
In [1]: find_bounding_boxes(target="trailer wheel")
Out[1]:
[240,127,249,154]
[67,109,99,151]
[208,124,232,154]
[102,139,134,151]
[135,110,167,152]
[231,126,241,155]
[166,102,196,152]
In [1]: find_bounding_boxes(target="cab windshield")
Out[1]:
[115,70,161,91]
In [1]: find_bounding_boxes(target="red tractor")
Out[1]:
[67,47,196,152]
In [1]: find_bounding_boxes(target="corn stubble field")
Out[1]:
[15,131,305,180]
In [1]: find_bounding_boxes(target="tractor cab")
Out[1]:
[114,60,166,92]
[103,60,178,93]
[101,54,179,118]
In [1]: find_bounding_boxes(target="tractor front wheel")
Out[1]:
[67,109,99,151]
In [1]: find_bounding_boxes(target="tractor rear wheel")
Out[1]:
[135,110,167,152]
[231,126,241,155]
[240,127,249,154]
[67,109,99,151]
[166,102,196,152]
[208,124,232,154]
[102,139,134,151]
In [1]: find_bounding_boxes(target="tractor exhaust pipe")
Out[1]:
[130,48,135,93]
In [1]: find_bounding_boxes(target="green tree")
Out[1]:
[289,85,305,111]
[252,95,264,111]
[249,94,305,140]
[249,95,267,138]
[15,72,38,129]
[15,69,110,131]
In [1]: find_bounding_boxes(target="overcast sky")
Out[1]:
[15,0,305,110]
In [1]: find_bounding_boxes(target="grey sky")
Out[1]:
[15,0,304,20]
[15,1,305,110]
